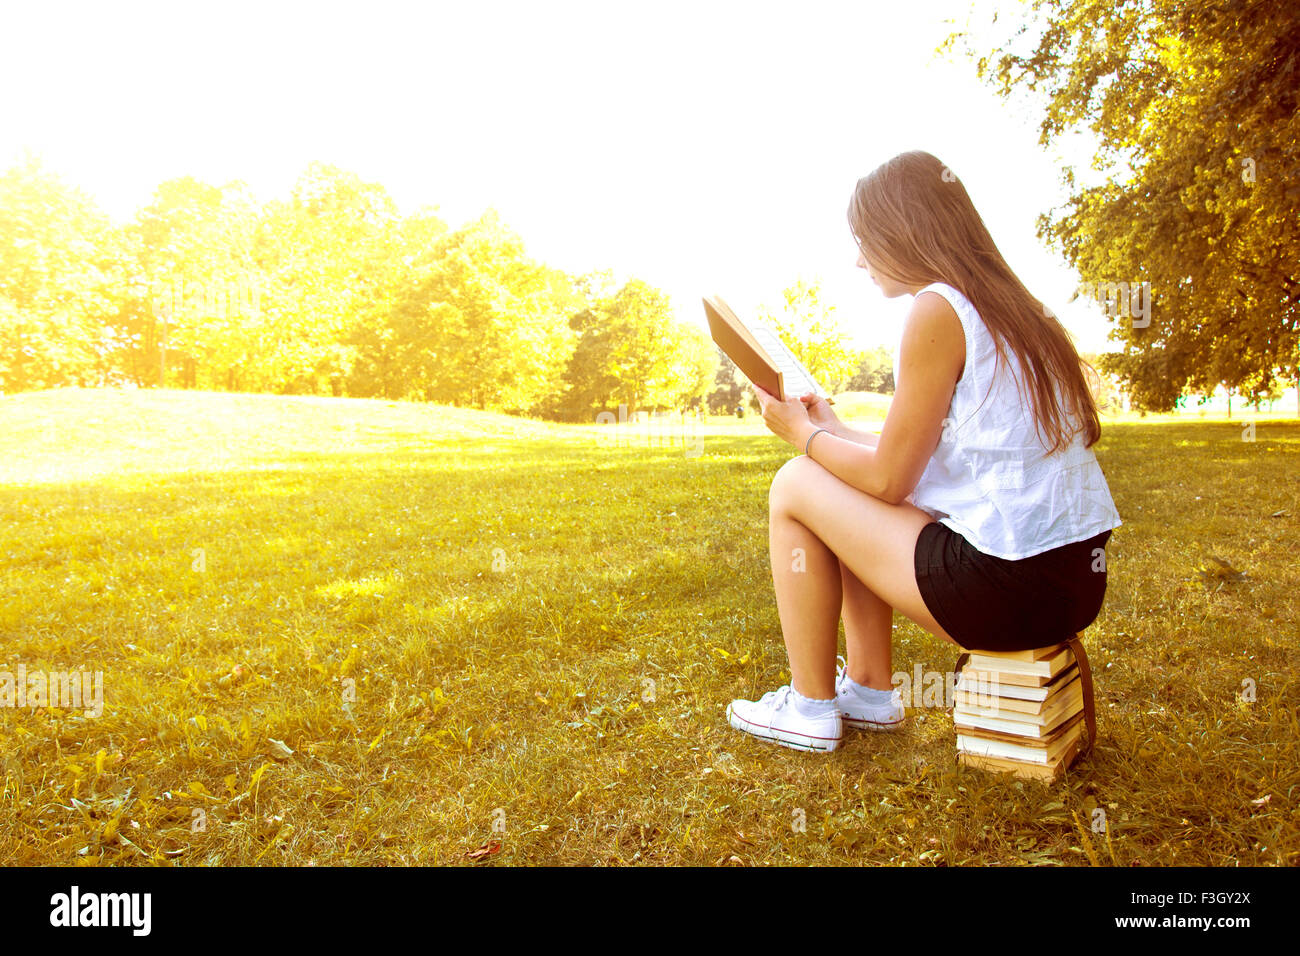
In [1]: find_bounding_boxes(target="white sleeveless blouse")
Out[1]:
[896,281,1123,560]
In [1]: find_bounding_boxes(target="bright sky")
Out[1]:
[0,0,1116,354]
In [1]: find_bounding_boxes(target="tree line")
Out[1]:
[0,157,893,421]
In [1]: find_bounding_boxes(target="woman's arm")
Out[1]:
[833,421,881,448]
[756,292,964,504]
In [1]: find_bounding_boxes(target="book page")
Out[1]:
[749,325,830,400]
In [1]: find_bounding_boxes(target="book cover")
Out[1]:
[702,295,831,403]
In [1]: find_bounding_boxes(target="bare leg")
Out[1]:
[767,455,961,703]
[839,559,895,690]
[769,509,841,700]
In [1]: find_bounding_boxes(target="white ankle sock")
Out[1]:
[841,675,895,705]
[791,686,838,718]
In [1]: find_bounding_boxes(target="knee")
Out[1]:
[769,454,816,515]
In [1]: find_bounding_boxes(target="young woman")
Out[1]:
[726,150,1123,753]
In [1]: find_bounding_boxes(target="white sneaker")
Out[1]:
[726,685,843,752]
[835,657,905,731]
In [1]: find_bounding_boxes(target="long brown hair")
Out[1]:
[847,150,1101,453]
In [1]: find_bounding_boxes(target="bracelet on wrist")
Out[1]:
[805,427,829,457]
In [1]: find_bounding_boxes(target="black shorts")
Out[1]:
[914,521,1112,652]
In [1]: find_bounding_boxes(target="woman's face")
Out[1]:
[855,247,912,298]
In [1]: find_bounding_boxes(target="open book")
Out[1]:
[701,295,833,404]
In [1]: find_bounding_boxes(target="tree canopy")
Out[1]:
[947,0,1300,410]
[0,159,716,420]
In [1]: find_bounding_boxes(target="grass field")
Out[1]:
[1,387,1297,866]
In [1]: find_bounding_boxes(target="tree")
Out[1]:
[127,176,263,390]
[548,278,713,420]
[0,155,122,391]
[598,280,682,415]
[756,279,860,394]
[255,163,400,395]
[546,303,622,420]
[658,322,717,412]
[846,346,895,394]
[945,1,1300,412]
[347,208,452,399]
[384,209,578,410]
[707,348,748,413]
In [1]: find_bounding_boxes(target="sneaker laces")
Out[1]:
[758,685,793,711]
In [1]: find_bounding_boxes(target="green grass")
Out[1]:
[1,387,1296,866]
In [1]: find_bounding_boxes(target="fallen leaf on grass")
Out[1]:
[1195,555,1248,585]
[466,841,502,861]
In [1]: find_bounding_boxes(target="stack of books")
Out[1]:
[953,644,1087,781]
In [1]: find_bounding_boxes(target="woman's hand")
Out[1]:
[799,393,841,437]
[754,385,816,449]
